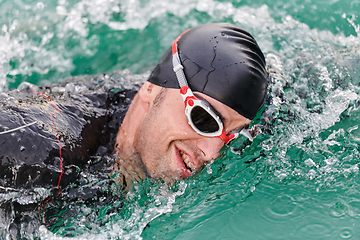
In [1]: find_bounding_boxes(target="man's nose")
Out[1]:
[196,137,224,162]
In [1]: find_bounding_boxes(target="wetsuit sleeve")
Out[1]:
[0,87,135,190]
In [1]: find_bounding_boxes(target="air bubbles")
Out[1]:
[1,25,7,33]
[306,169,317,180]
[285,15,292,21]
[111,5,120,13]
[0,92,8,100]
[206,162,213,174]
[56,6,67,16]
[37,123,44,130]
[304,158,316,167]
[36,2,45,10]
[339,227,353,239]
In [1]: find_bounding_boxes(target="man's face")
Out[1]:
[133,86,251,181]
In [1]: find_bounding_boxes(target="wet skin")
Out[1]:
[114,82,251,182]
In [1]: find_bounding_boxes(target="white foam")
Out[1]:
[38,181,187,240]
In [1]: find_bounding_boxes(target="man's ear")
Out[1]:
[138,81,158,104]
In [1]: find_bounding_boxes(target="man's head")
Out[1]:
[148,22,268,120]
[114,23,268,182]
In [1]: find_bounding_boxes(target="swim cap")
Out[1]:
[148,22,268,120]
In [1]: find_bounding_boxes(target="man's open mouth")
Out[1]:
[179,150,195,172]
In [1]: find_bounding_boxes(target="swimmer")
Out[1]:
[113,23,268,183]
[0,22,268,189]
[0,22,268,237]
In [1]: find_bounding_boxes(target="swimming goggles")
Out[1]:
[171,30,253,145]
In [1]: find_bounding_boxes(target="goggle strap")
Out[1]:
[218,129,237,145]
[219,128,254,145]
[172,53,188,88]
[180,86,197,104]
[172,29,191,88]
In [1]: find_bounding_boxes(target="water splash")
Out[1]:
[39,181,187,240]
[0,0,359,91]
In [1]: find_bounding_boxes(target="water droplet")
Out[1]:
[269,194,297,216]
[65,82,75,93]
[206,164,212,174]
[17,82,39,93]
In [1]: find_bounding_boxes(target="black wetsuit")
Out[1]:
[0,72,141,237]
[0,74,136,190]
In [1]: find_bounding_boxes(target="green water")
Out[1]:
[1,0,360,239]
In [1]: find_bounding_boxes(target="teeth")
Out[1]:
[180,150,195,171]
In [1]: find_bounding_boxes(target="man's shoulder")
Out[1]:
[0,71,144,190]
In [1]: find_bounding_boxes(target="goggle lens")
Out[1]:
[190,106,220,133]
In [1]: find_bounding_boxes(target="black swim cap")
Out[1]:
[148,23,268,120]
